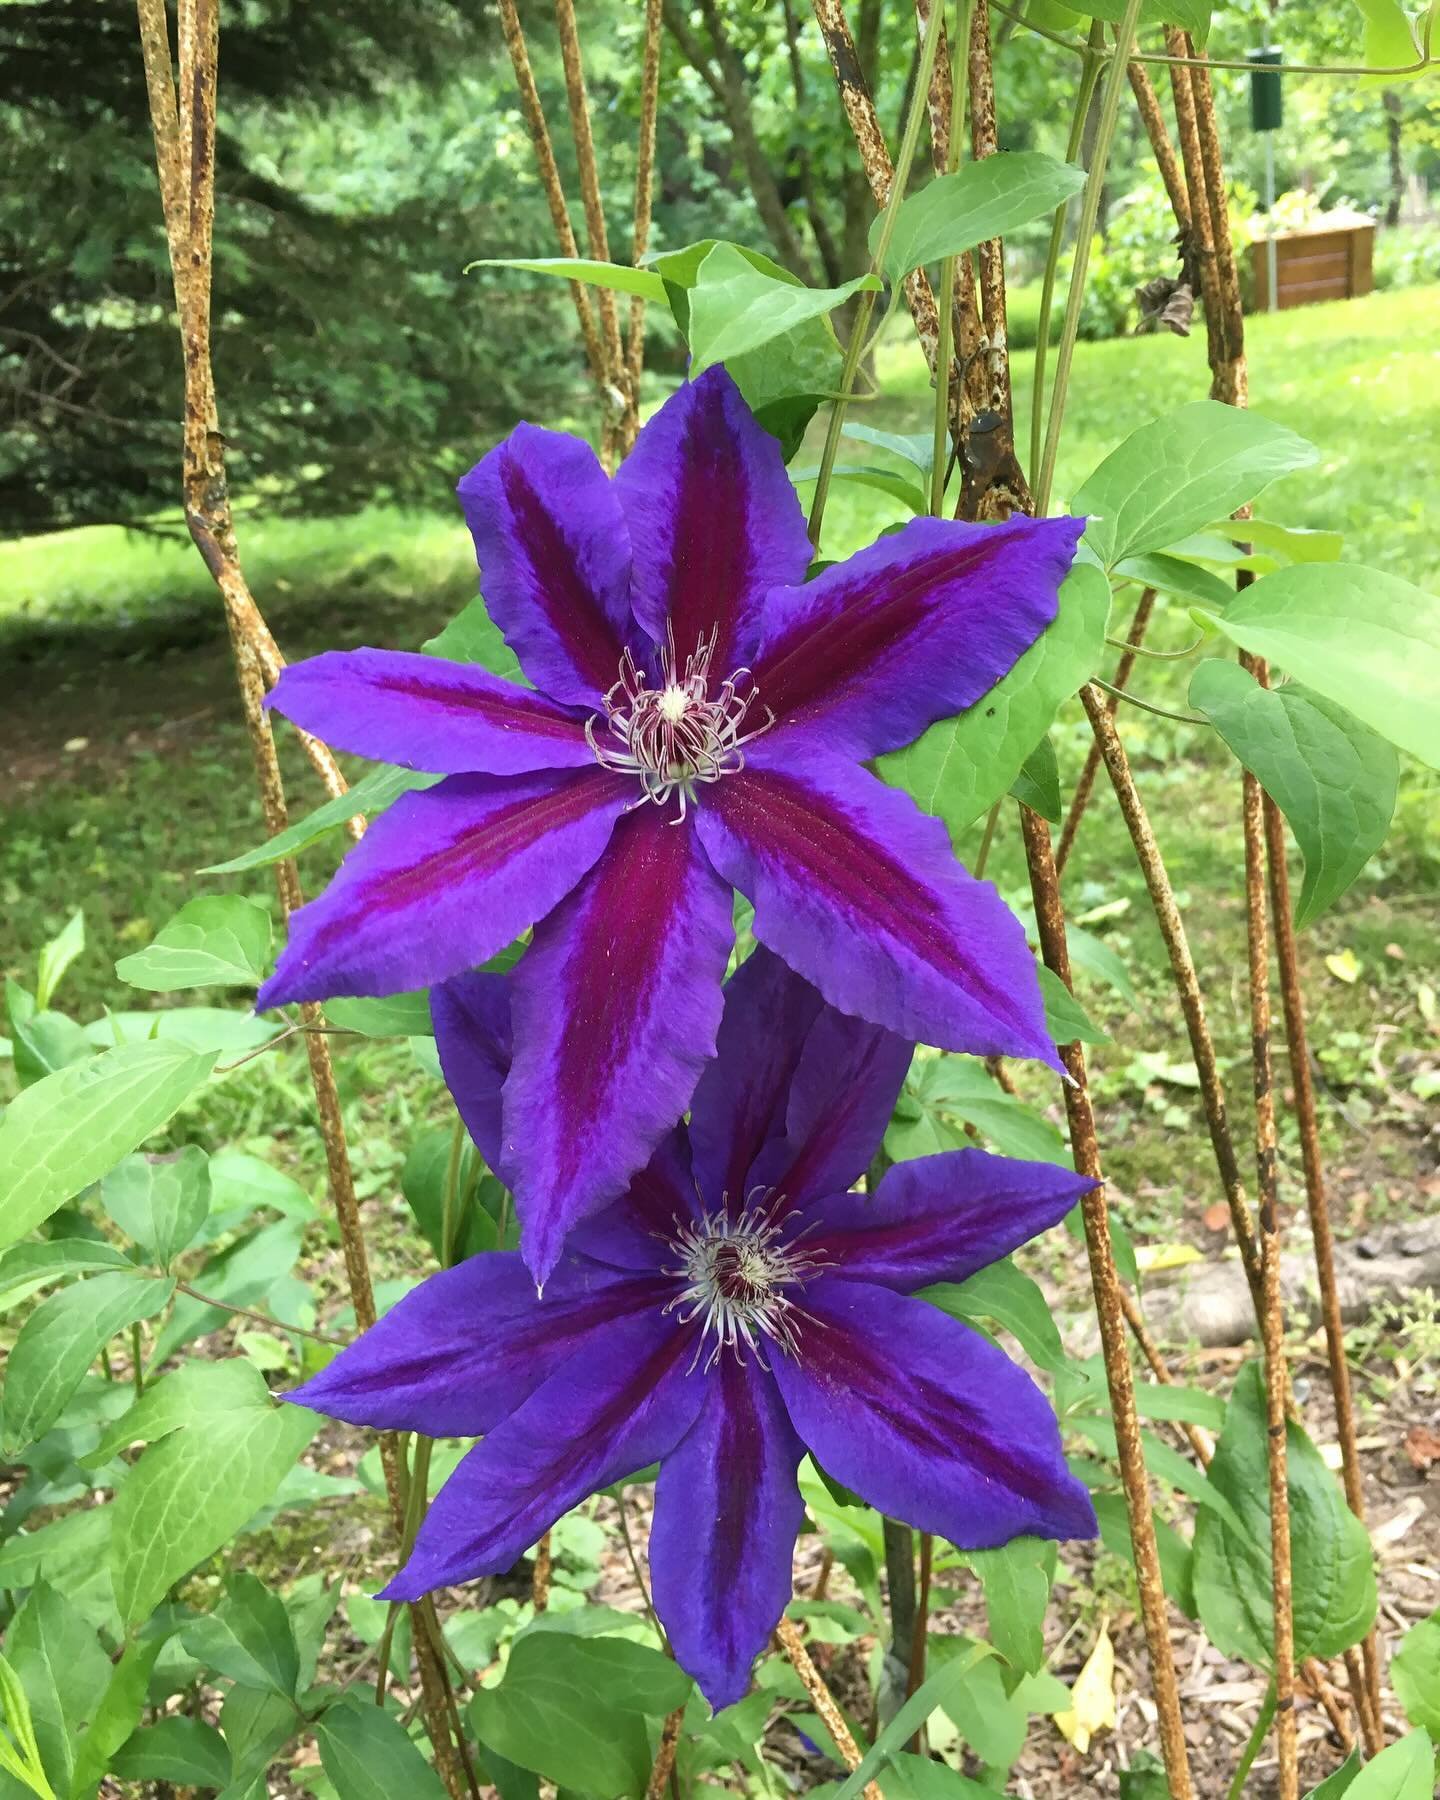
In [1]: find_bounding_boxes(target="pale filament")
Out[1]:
[661,1188,825,1373]
[586,626,774,821]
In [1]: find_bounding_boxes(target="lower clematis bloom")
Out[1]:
[256,363,1083,1280]
[290,949,1098,1709]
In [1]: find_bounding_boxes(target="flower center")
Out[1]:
[586,629,773,821]
[662,1194,823,1371]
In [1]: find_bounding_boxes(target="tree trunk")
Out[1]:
[1383,89,1404,228]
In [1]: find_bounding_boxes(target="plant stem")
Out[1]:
[972,799,1001,879]
[174,1281,349,1347]
[928,0,971,517]
[1020,808,1195,1800]
[130,1321,145,1399]
[808,0,946,546]
[1028,18,1104,489]
[1091,676,1207,725]
[1055,588,1154,878]
[441,1116,465,1270]
[1034,0,1143,516]
[775,1617,882,1800]
[1228,1676,1278,1800]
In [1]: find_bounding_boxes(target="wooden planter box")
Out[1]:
[1251,211,1375,311]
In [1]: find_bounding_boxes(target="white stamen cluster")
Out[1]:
[587,628,772,821]
[662,1193,823,1372]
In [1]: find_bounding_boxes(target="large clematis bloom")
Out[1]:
[290,949,1097,1710]
[257,366,1083,1279]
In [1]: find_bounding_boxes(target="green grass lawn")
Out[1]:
[3,285,1437,1253]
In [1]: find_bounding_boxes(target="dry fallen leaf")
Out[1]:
[1404,1424,1440,1474]
[1056,1619,1116,1754]
[1325,948,1361,985]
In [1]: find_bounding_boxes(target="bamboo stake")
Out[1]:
[134,7,466,1787]
[1022,809,1195,1800]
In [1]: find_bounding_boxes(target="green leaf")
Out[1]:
[1305,1748,1363,1798]
[67,1639,162,1799]
[688,243,879,373]
[422,595,526,681]
[1336,1731,1436,1799]
[879,561,1110,841]
[1114,551,1237,613]
[467,1633,691,1796]
[1073,402,1318,571]
[316,1698,447,1800]
[875,151,1086,280]
[8,1002,93,1088]
[1010,734,1061,821]
[34,913,84,1012]
[101,1146,211,1265]
[150,1220,303,1362]
[1192,1362,1376,1670]
[829,1639,993,1800]
[0,1650,56,1800]
[110,1384,317,1625]
[83,1359,270,1468]
[960,1537,1054,1676]
[109,1717,233,1789]
[1392,1609,1440,1735]
[401,1126,496,1264]
[202,764,437,875]
[1118,1748,1173,1799]
[1039,965,1110,1045]
[791,463,928,515]
[327,992,433,1038]
[1130,1382,1226,1432]
[83,1008,282,1056]
[115,897,273,992]
[1189,661,1398,925]
[466,255,667,302]
[1352,0,1422,72]
[4,1582,110,1799]
[0,1240,137,1310]
[1206,517,1344,564]
[840,423,935,475]
[0,1039,216,1253]
[914,1055,1068,1164]
[218,1688,298,1795]
[207,1151,314,1223]
[924,1257,1069,1374]
[181,1573,300,1699]
[1198,563,1440,770]
[1,1272,174,1454]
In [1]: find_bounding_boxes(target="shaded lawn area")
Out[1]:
[2,284,1437,1253]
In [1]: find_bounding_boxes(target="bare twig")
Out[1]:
[645,1706,685,1798]
[1078,685,1265,1309]
[776,1617,882,1799]
[1127,59,1189,234]
[1055,586,1155,878]
[532,1528,553,1613]
[1022,808,1195,1800]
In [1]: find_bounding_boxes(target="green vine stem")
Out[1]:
[1027,17,1104,491]
[1228,1675,1278,1800]
[1033,0,1144,517]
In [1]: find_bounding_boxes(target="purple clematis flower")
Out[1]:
[257,366,1083,1280]
[290,949,1098,1710]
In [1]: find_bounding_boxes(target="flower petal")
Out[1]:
[457,424,634,707]
[650,1359,805,1710]
[694,754,1060,1068]
[567,1126,702,1272]
[431,971,513,1176]
[264,649,593,775]
[686,946,824,1214]
[503,807,734,1284]
[614,366,812,671]
[753,514,1084,759]
[751,1005,912,1209]
[773,1277,1097,1547]
[380,1311,702,1598]
[288,1252,665,1439]
[258,768,631,1007]
[806,1148,1095,1292]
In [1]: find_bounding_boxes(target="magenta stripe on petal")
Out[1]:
[650,1359,805,1710]
[265,649,591,774]
[695,754,1060,1068]
[614,366,812,671]
[753,514,1084,760]
[457,424,634,708]
[258,767,631,1007]
[503,807,734,1283]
